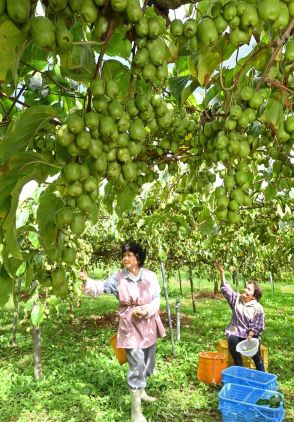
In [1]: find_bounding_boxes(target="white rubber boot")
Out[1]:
[130,389,147,422]
[141,389,157,402]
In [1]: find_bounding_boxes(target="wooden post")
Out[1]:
[160,260,176,357]
[188,265,196,313]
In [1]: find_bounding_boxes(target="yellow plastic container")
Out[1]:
[197,351,226,384]
[109,334,128,365]
[217,339,269,371]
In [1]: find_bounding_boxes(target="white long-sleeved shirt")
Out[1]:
[84,267,161,317]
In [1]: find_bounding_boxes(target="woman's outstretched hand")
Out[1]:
[78,270,88,282]
[214,260,224,273]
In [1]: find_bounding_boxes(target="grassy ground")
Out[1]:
[0,276,293,421]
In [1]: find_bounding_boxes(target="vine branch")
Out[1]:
[87,17,116,112]
[258,17,294,89]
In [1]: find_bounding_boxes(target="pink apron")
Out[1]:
[116,271,166,349]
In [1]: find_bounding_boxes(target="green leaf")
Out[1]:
[0,19,27,83]
[31,303,44,327]
[168,76,191,106]
[0,107,58,164]
[19,43,49,76]
[115,186,137,217]
[260,93,284,130]
[3,173,42,259]
[173,215,190,233]
[5,256,23,277]
[27,231,40,248]
[37,190,63,248]
[264,184,277,200]
[106,29,132,60]
[0,265,13,307]
[197,0,210,15]
[197,34,236,87]
[198,208,214,235]
[198,50,221,87]
[16,225,38,236]
[158,246,167,261]
[60,45,95,82]
[103,181,116,215]
[181,80,199,107]
[203,85,220,108]
[0,153,52,216]
[1,154,51,258]
[174,56,190,76]
[25,264,34,288]
[90,202,99,226]
[102,60,131,99]
[164,38,178,64]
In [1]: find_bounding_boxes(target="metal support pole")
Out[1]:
[160,260,176,357]
[175,297,180,342]
[269,271,274,294]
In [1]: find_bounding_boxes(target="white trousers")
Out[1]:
[126,343,156,389]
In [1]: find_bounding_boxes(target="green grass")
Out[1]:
[0,278,293,421]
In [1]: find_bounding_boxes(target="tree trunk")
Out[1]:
[160,261,176,356]
[233,270,239,291]
[178,271,182,296]
[214,276,219,294]
[188,265,196,313]
[232,270,236,285]
[69,279,75,322]
[11,277,22,346]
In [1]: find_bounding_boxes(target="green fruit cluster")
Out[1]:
[0,0,30,26]
[169,0,293,53]
[215,161,254,224]
[51,268,68,298]
[133,16,168,83]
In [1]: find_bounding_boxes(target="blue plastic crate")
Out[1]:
[218,383,285,421]
[222,366,278,390]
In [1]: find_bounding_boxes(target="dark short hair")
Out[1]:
[251,281,262,302]
[121,242,146,267]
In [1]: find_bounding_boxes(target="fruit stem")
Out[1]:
[72,41,105,46]
[219,61,235,92]
[19,161,63,171]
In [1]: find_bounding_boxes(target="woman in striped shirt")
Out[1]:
[215,262,265,371]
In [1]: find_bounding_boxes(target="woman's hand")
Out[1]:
[247,330,255,340]
[132,308,148,319]
[214,260,224,273]
[78,270,88,282]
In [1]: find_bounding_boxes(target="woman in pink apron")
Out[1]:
[80,242,166,422]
